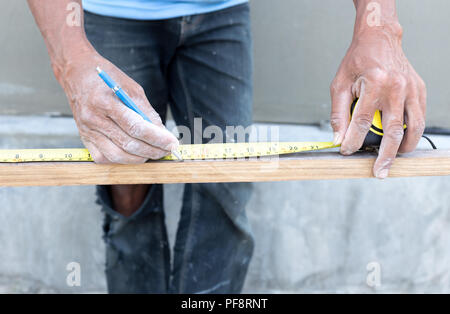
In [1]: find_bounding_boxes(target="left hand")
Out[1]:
[330,18,426,179]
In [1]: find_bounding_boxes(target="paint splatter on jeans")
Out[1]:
[85,3,254,294]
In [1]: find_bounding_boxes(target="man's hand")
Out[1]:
[330,0,426,178]
[60,52,178,164]
[28,0,178,164]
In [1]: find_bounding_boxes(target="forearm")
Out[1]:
[27,0,94,80]
[353,0,402,39]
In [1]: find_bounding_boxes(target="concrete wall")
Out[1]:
[1,116,450,293]
[1,1,449,127]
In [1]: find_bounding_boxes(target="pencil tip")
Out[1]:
[172,150,183,161]
[96,66,102,74]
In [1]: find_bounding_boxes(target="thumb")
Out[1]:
[330,82,353,145]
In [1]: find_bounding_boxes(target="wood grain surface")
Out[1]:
[1,150,449,187]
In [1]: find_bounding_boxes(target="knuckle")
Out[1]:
[330,79,349,97]
[330,80,340,94]
[367,68,389,83]
[330,116,345,131]
[417,78,427,91]
[136,85,145,94]
[78,107,95,125]
[350,56,365,69]
[101,149,125,164]
[330,118,341,131]
[128,122,144,138]
[122,140,141,154]
[330,109,350,129]
[410,119,426,138]
[354,113,373,131]
[105,154,121,164]
[151,114,163,126]
[385,123,405,142]
[390,75,408,90]
[417,118,426,132]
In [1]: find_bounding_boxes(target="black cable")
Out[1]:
[422,135,437,150]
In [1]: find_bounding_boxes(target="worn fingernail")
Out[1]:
[333,132,343,146]
[375,168,389,179]
[333,132,339,145]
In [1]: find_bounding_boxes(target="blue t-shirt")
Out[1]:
[82,0,248,20]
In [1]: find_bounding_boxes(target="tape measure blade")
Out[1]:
[0,149,93,163]
[0,142,338,162]
[164,142,338,160]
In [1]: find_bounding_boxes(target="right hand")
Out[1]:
[56,51,179,164]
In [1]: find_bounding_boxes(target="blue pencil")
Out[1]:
[96,67,181,160]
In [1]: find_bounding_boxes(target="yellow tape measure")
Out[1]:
[0,142,339,163]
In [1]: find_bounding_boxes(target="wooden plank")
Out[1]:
[0,150,449,187]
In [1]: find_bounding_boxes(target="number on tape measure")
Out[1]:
[0,142,339,163]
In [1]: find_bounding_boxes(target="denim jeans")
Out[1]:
[84,3,254,294]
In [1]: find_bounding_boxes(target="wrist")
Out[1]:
[48,37,96,83]
[353,0,403,40]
